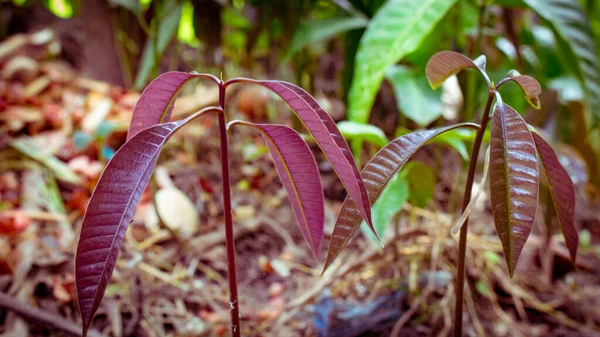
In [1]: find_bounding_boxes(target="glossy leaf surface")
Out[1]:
[490,103,539,277]
[77,123,176,336]
[501,71,542,109]
[523,0,600,125]
[76,107,217,336]
[232,121,325,258]
[128,71,217,141]
[532,133,578,263]
[245,79,374,235]
[324,122,479,272]
[347,0,458,123]
[426,51,486,89]
[287,16,368,58]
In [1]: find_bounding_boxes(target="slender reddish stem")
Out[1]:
[217,82,241,337]
[454,91,494,337]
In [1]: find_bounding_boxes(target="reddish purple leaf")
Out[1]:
[240,79,374,236]
[490,103,539,277]
[231,121,325,257]
[323,123,480,272]
[500,71,542,109]
[127,71,218,141]
[76,107,218,336]
[532,132,578,263]
[426,51,487,89]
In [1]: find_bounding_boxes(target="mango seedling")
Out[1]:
[322,51,578,336]
[74,72,377,337]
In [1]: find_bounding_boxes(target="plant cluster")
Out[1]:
[75,50,578,337]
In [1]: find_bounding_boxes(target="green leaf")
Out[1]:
[337,121,388,147]
[523,0,600,126]
[360,172,409,244]
[404,162,435,208]
[433,130,470,160]
[287,16,368,58]
[134,0,184,90]
[11,137,81,185]
[109,0,142,17]
[347,0,458,123]
[387,65,443,127]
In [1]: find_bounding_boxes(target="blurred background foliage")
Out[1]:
[2,0,600,240]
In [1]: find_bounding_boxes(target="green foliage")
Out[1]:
[404,162,435,208]
[522,0,600,126]
[337,121,388,147]
[347,0,458,124]
[387,65,443,127]
[361,172,409,243]
[134,0,183,90]
[287,16,368,58]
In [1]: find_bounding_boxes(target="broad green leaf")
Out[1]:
[347,0,458,123]
[433,130,470,160]
[134,0,184,90]
[287,16,368,58]
[532,133,578,264]
[360,172,409,244]
[490,103,539,277]
[523,0,600,125]
[387,65,443,127]
[337,121,388,147]
[109,0,142,17]
[324,122,480,272]
[404,162,435,208]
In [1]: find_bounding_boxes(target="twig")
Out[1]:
[0,291,106,337]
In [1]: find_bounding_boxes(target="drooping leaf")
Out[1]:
[230,121,325,258]
[128,71,218,141]
[500,70,542,109]
[425,51,487,89]
[532,132,578,263]
[387,65,443,127]
[76,107,217,337]
[490,103,539,277]
[347,0,458,123]
[134,0,184,90]
[336,121,388,147]
[240,79,374,236]
[287,16,368,58]
[323,122,479,272]
[360,172,409,244]
[523,0,600,125]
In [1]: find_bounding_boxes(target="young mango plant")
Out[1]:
[74,73,377,337]
[322,51,578,336]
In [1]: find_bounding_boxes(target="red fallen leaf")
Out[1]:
[0,260,11,275]
[199,178,215,193]
[52,274,75,303]
[67,189,90,214]
[0,211,30,234]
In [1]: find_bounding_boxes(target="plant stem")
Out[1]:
[454,91,494,336]
[218,83,241,337]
